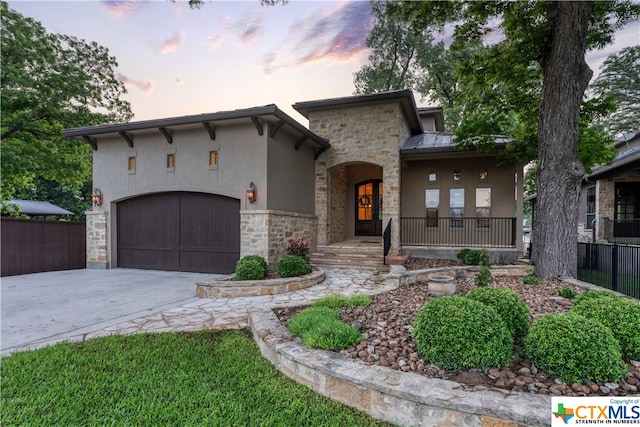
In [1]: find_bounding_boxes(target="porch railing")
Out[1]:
[382,219,392,264]
[401,217,517,248]
[601,218,640,244]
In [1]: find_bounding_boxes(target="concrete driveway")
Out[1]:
[1,268,218,354]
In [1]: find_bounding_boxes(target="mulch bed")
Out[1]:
[274,258,640,397]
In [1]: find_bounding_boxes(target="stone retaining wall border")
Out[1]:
[249,308,548,427]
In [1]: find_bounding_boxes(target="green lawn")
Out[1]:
[1,329,393,426]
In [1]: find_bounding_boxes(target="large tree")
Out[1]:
[354,0,478,130]
[390,0,638,278]
[1,1,132,218]
[591,45,640,135]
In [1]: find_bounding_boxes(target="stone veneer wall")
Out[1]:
[86,210,108,269]
[310,102,412,253]
[328,166,347,243]
[595,170,640,241]
[240,210,317,267]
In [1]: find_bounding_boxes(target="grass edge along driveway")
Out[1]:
[1,329,394,426]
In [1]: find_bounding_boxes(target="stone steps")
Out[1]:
[309,244,386,270]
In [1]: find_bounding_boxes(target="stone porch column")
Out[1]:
[86,210,109,269]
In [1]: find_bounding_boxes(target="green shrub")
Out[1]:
[287,306,363,351]
[474,265,492,287]
[524,313,627,384]
[572,289,620,307]
[413,296,513,370]
[312,294,371,309]
[276,255,310,278]
[557,288,577,299]
[466,287,530,345]
[522,269,543,285]
[235,255,268,280]
[457,248,490,266]
[570,295,640,361]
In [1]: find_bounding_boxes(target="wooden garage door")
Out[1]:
[117,192,240,273]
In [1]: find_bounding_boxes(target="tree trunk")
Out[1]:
[533,1,593,278]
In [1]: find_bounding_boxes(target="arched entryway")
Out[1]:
[355,179,383,236]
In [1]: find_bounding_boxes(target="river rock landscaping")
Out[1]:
[274,259,640,397]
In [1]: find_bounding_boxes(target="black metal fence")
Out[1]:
[577,242,640,299]
[400,217,517,248]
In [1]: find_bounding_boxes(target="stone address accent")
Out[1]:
[196,269,325,298]
[250,308,548,427]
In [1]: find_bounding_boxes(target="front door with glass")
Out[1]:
[355,179,383,236]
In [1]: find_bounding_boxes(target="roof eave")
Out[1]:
[293,90,423,134]
[61,105,329,150]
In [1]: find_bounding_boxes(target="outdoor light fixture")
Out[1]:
[92,188,103,207]
[246,182,256,204]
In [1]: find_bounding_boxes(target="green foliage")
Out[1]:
[570,295,640,361]
[276,255,310,278]
[287,306,363,351]
[522,270,543,285]
[466,287,530,344]
[474,265,492,287]
[557,288,577,299]
[413,296,513,370]
[457,248,490,266]
[1,2,132,206]
[312,294,371,309]
[1,330,389,426]
[572,289,620,306]
[525,313,627,384]
[235,255,268,281]
[591,45,640,135]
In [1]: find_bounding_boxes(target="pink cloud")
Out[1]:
[175,77,184,86]
[160,32,184,55]
[261,2,373,74]
[205,10,264,51]
[117,72,155,94]
[101,1,146,19]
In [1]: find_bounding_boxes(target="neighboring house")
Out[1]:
[578,130,640,244]
[2,200,74,218]
[62,90,524,274]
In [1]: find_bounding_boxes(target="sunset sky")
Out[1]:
[8,1,640,124]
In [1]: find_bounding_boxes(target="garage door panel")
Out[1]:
[179,251,239,274]
[117,192,240,273]
[119,248,177,270]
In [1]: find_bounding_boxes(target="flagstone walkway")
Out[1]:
[87,268,397,340]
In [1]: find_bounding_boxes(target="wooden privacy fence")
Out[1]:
[1,218,86,277]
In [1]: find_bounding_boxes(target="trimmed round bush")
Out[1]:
[570,295,640,361]
[466,287,530,345]
[524,313,627,384]
[277,255,310,278]
[413,296,513,370]
[572,289,621,307]
[235,255,268,280]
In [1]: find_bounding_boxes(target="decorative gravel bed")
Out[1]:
[274,259,640,397]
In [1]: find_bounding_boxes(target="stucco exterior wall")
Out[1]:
[309,101,410,253]
[401,156,519,217]
[88,120,319,269]
[92,124,267,209]
[266,125,316,214]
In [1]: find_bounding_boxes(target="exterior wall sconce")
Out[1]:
[92,188,103,207]
[246,182,256,204]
